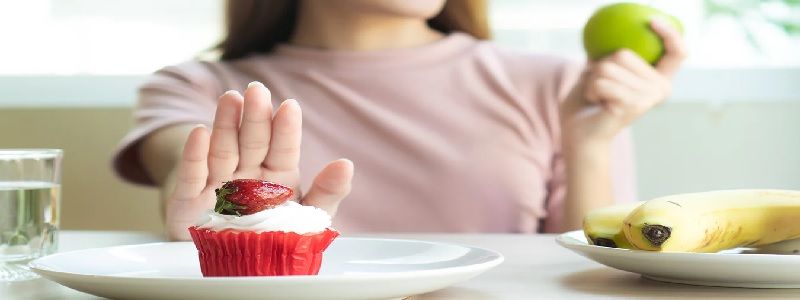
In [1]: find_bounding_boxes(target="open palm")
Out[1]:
[165,82,353,241]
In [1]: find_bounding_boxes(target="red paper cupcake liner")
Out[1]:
[188,226,339,277]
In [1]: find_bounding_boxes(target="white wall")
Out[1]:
[633,102,800,200]
[632,68,800,199]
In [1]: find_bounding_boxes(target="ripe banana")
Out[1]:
[582,201,644,249]
[747,238,800,254]
[622,189,800,252]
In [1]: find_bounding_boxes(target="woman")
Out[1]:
[112,0,687,241]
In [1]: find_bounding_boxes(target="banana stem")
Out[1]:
[592,238,618,248]
[642,224,672,246]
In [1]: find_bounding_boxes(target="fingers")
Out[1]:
[263,99,302,171]
[608,49,663,84]
[584,52,649,104]
[302,159,354,217]
[651,17,689,78]
[208,90,244,186]
[238,82,273,173]
[173,125,211,201]
[584,78,635,115]
[585,49,671,109]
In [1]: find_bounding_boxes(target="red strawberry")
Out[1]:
[214,179,293,216]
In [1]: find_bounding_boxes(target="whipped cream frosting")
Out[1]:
[194,201,333,234]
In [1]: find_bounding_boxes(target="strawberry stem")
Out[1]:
[214,184,248,216]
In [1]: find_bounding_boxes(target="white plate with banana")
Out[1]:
[557,189,800,288]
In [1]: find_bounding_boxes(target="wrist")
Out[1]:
[562,135,612,156]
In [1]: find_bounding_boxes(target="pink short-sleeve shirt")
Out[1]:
[112,33,637,233]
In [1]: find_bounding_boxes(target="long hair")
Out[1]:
[216,0,490,61]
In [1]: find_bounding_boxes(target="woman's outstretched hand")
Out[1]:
[165,82,354,240]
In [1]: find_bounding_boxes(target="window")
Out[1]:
[490,0,800,67]
[0,0,222,75]
[1,0,798,75]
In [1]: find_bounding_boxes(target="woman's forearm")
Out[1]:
[138,124,197,240]
[139,125,196,186]
[560,140,614,232]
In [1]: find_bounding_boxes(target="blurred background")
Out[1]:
[0,0,798,233]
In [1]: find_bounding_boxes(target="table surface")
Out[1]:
[2,231,799,299]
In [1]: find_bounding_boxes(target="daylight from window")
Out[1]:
[1,0,798,75]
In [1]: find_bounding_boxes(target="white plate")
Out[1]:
[556,230,800,288]
[29,237,503,300]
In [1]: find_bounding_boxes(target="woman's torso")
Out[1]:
[198,33,577,233]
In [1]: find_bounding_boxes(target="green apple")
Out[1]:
[582,2,683,65]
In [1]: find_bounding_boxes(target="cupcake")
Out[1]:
[188,179,339,276]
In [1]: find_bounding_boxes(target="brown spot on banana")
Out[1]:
[744,239,762,246]
[693,225,724,252]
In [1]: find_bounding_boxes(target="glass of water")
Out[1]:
[0,149,62,281]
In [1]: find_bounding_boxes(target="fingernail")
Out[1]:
[339,158,354,169]
[248,81,265,89]
[194,124,207,129]
[651,15,666,23]
[282,98,298,106]
[650,16,675,30]
[224,90,240,96]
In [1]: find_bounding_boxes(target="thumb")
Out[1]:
[301,158,354,218]
[651,16,689,78]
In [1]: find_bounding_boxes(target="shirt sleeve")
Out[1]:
[541,60,638,233]
[110,61,223,186]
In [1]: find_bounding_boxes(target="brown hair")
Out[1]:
[217,0,490,61]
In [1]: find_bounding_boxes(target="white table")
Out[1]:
[2,231,799,299]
